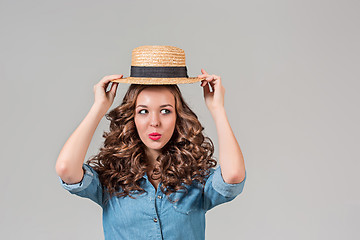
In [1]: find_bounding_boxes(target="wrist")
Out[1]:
[210,107,227,122]
[210,106,226,116]
[91,102,109,115]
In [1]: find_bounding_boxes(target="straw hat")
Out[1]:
[111,45,204,85]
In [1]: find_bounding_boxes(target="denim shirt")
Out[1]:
[58,163,247,240]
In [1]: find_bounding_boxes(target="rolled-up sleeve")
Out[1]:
[203,165,247,212]
[58,163,104,207]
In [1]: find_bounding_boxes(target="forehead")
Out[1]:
[136,87,175,105]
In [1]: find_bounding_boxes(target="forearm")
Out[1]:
[55,103,106,178]
[211,107,246,184]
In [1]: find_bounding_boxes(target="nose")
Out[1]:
[150,113,160,127]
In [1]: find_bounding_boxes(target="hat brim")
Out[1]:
[111,77,204,85]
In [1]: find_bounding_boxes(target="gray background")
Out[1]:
[1,0,359,239]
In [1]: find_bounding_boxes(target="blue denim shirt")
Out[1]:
[59,163,247,240]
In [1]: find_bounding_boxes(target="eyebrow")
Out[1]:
[136,104,174,109]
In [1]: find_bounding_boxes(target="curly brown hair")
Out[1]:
[86,84,217,206]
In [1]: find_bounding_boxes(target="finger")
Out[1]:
[205,76,214,81]
[211,75,218,84]
[101,74,123,81]
[203,79,215,92]
[110,75,124,82]
[100,75,123,86]
[212,76,222,89]
[201,78,215,89]
[205,76,216,87]
[110,82,118,95]
[101,78,122,91]
[201,69,208,74]
[200,80,208,87]
[202,81,211,96]
[198,73,208,78]
[212,75,221,81]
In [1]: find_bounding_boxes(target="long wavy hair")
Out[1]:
[86,84,217,206]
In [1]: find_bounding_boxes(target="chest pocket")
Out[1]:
[168,182,203,214]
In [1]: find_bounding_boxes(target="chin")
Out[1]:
[147,141,170,150]
[145,142,164,149]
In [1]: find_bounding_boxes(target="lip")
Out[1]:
[149,132,162,136]
[149,132,161,140]
[149,135,161,140]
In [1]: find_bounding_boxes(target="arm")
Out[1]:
[55,74,122,184]
[198,69,245,184]
[211,107,246,184]
[55,103,106,184]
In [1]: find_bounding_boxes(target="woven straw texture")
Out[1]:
[131,45,186,66]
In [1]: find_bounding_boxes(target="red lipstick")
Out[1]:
[149,132,161,140]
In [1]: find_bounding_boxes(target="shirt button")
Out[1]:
[153,217,158,222]
[157,195,162,199]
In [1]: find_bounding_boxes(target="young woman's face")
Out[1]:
[134,87,177,155]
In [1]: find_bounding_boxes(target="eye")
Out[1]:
[138,109,148,114]
[161,109,171,114]
[137,109,171,115]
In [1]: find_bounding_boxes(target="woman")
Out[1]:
[56,46,246,240]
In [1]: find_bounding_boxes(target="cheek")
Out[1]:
[165,117,176,131]
[134,118,146,134]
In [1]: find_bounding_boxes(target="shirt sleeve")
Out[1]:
[58,163,104,208]
[203,165,247,212]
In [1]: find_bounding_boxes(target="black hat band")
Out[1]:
[130,66,189,78]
